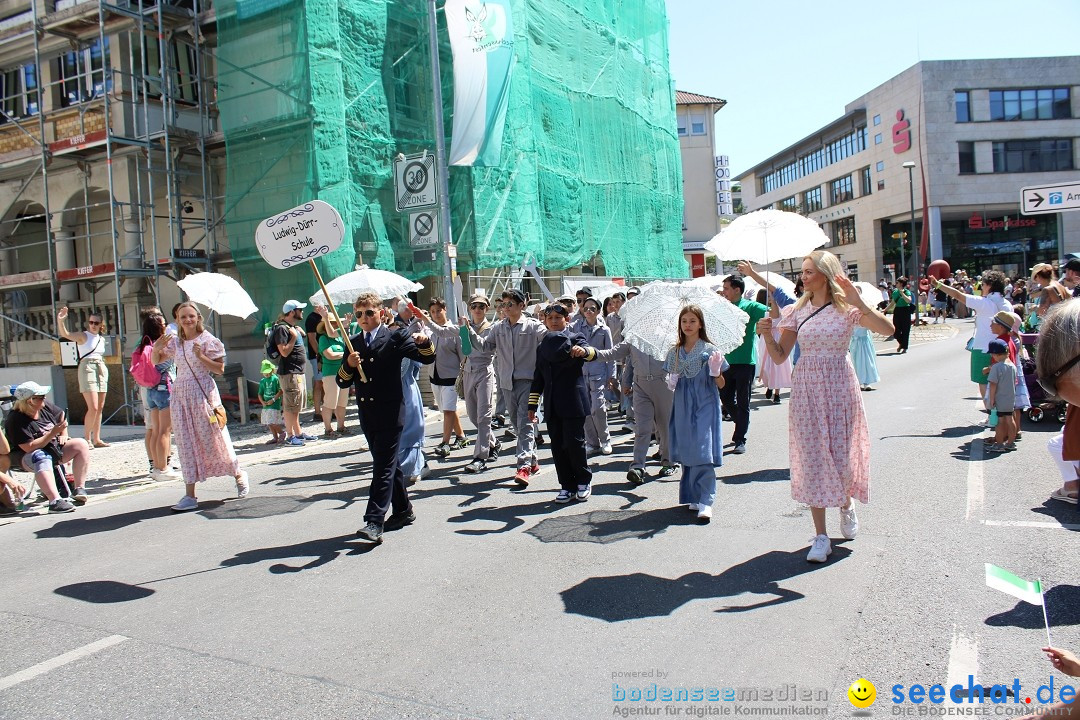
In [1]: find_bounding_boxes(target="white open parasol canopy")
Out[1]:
[176,272,259,319]
[705,209,829,265]
[309,265,423,306]
[619,282,749,361]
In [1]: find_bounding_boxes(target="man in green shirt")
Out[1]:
[720,276,768,454]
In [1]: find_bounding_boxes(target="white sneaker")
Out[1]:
[600,444,613,455]
[576,484,592,501]
[687,503,698,512]
[236,470,250,499]
[840,503,859,539]
[696,504,712,523]
[171,495,198,512]
[555,489,574,504]
[806,534,832,563]
[151,468,181,481]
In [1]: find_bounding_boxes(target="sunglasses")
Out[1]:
[1037,354,1080,397]
[88,320,102,326]
[470,303,487,310]
[354,309,378,318]
[582,306,599,312]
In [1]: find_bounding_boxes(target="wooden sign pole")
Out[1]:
[308,259,367,383]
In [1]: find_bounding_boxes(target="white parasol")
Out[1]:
[850,281,885,308]
[704,209,829,265]
[177,272,259,319]
[619,282,749,361]
[309,265,423,306]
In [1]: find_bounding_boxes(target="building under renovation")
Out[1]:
[0,0,684,421]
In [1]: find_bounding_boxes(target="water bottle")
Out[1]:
[988,408,999,428]
[459,324,472,356]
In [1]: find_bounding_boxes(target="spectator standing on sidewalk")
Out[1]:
[719,275,768,454]
[258,359,285,444]
[426,297,468,458]
[272,300,318,446]
[317,316,350,437]
[304,306,325,420]
[56,306,110,448]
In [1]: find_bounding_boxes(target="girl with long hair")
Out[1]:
[152,301,248,511]
[137,309,178,480]
[759,250,894,563]
[664,305,726,524]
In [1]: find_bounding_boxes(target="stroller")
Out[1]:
[1019,333,1068,424]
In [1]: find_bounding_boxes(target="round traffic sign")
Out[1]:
[403,161,429,193]
[414,212,434,237]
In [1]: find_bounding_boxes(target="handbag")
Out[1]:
[454,360,466,397]
[180,341,228,428]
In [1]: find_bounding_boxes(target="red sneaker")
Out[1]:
[513,466,531,487]
[530,463,540,475]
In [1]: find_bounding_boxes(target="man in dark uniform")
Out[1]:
[528,304,596,504]
[338,292,435,544]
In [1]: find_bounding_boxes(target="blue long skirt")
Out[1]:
[398,359,425,477]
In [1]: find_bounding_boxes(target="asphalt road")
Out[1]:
[1,319,1078,720]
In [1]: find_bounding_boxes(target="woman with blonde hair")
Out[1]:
[152,301,248,512]
[758,250,894,563]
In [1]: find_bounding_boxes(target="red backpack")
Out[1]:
[130,340,163,388]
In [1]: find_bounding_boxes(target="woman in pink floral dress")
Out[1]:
[152,302,248,512]
[758,251,894,563]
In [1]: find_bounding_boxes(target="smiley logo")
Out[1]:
[847,678,876,708]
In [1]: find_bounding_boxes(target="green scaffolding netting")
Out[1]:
[216,0,686,329]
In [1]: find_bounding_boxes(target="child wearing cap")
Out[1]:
[986,339,1017,453]
[258,359,285,444]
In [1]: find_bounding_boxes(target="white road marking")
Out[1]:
[983,520,1080,531]
[0,635,128,691]
[966,436,985,522]
[944,626,979,705]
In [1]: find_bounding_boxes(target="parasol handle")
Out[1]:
[309,259,367,384]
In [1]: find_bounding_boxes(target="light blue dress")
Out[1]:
[665,341,725,508]
[848,326,880,386]
[398,358,425,478]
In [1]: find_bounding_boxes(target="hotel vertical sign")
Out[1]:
[715,155,733,216]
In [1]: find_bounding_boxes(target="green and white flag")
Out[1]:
[445,0,516,166]
[985,564,1043,605]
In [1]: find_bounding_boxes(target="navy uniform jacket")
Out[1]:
[337,326,435,431]
[528,331,597,418]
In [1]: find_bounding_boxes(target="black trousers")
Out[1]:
[362,425,410,524]
[893,306,913,350]
[719,363,756,446]
[547,413,590,492]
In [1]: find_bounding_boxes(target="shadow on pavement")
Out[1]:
[881,424,984,441]
[722,468,789,484]
[560,546,851,621]
[198,495,307,520]
[526,507,697,544]
[219,533,379,573]
[33,502,224,539]
[55,580,156,603]
[984,585,1080,628]
[1030,500,1080,528]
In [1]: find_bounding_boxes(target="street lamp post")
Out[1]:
[902,161,919,325]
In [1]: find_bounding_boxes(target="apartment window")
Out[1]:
[778,195,798,212]
[60,37,110,107]
[803,186,822,213]
[690,111,706,135]
[872,114,881,126]
[992,139,1073,173]
[834,217,856,246]
[875,161,885,172]
[829,175,853,205]
[955,91,970,123]
[676,110,687,137]
[0,64,39,122]
[860,167,872,196]
[143,35,200,104]
[989,88,1070,121]
[759,126,866,194]
[958,141,975,174]
[874,133,882,145]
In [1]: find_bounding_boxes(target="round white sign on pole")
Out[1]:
[254,200,345,269]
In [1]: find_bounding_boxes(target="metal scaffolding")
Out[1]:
[0,0,222,421]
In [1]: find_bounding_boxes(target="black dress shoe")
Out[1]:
[385,509,416,530]
[356,521,384,543]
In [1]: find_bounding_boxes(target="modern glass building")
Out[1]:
[737,57,1080,282]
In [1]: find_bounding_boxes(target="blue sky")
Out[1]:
[665,0,1080,177]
